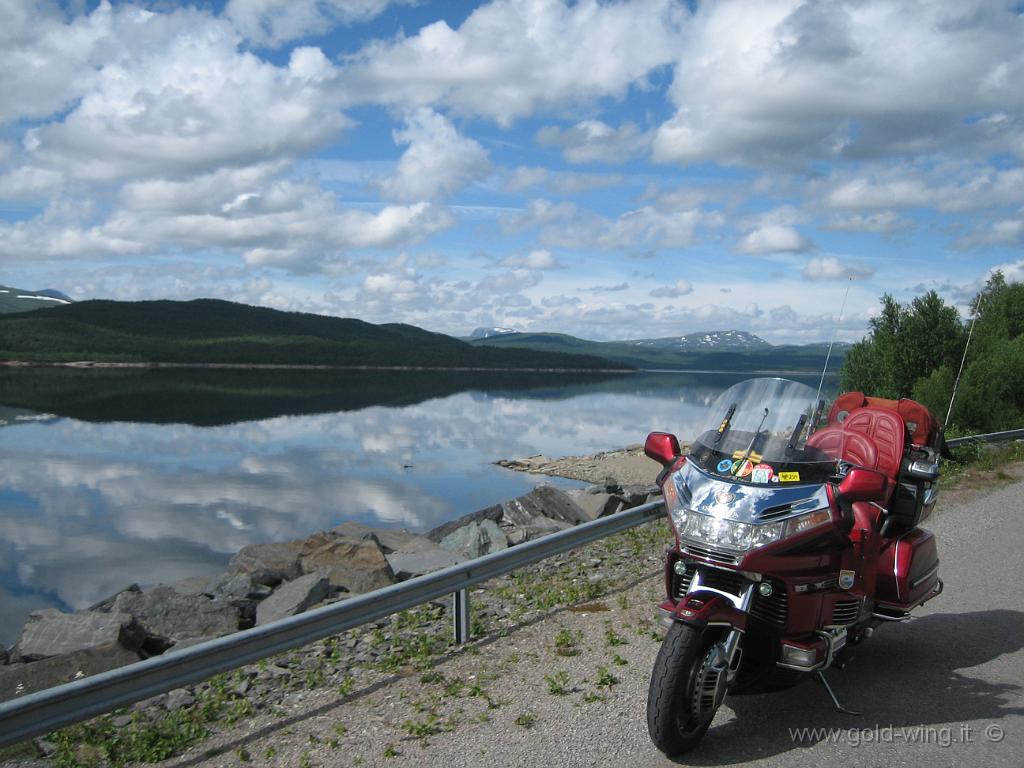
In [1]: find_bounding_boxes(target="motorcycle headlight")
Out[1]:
[664,477,832,553]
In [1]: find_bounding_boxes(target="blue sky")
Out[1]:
[1,0,1023,343]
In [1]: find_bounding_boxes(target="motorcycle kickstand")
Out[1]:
[814,670,862,716]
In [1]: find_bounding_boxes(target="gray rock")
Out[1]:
[162,575,212,596]
[501,485,589,528]
[1,644,7,665]
[505,515,572,546]
[166,688,195,711]
[614,484,660,508]
[256,572,331,626]
[439,519,508,559]
[0,643,140,701]
[426,504,504,543]
[299,532,396,594]
[331,521,437,554]
[565,488,621,520]
[386,548,466,580]
[14,609,144,661]
[206,571,260,602]
[112,586,240,647]
[229,541,304,586]
[33,739,57,758]
[88,583,141,612]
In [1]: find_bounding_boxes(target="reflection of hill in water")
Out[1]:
[0,368,634,426]
[0,369,838,427]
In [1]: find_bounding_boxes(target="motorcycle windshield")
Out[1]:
[688,378,835,486]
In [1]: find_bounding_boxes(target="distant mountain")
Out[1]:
[0,285,73,314]
[627,330,771,351]
[469,330,846,373]
[0,298,627,371]
[468,326,517,340]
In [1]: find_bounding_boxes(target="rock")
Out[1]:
[331,521,437,554]
[162,575,211,597]
[112,586,240,648]
[166,688,196,711]
[299,532,396,594]
[88,583,141,612]
[1,644,7,665]
[385,548,466,580]
[505,515,572,546]
[256,573,331,626]
[501,485,590,528]
[14,609,144,661]
[0,643,141,701]
[565,488,622,520]
[206,571,263,602]
[33,739,57,758]
[613,483,660,508]
[439,519,508,559]
[426,504,504,543]
[229,541,304,586]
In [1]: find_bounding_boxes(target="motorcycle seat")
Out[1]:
[839,407,906,483]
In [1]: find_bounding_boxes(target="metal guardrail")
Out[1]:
[946,428,1024,448]
[0,500,665,748]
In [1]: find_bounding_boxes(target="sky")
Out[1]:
[1,0,1022,344]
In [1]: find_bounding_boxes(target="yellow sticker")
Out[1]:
[779,471,801,482]
[732,450,762,463]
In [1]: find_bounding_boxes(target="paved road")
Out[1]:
[155,476,1024,768]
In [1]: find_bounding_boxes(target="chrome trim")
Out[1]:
[688,571,755,611]
[909,561,940,589]
[677,463,831,524]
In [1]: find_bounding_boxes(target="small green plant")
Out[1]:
[383,743,398,759]
[264,745,277,759]
[403,713,441,741]
[604,627,628,647]
[298,750,313,768]
[611,653,628,666]
[596,666,619,688]
[338,675,355,696]
[237,747,251,762]
[583,691,607,703]
[544,671,571,695]
[420,670,444,684]
[617,593,630,610]
[515,712,537,729]
[554,627,581,656]
[334,723,347,737]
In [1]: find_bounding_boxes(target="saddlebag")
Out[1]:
[875,528,940,610]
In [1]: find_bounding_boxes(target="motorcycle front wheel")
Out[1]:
[646,622,720,756]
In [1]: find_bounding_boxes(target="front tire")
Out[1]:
[647,622,720,756]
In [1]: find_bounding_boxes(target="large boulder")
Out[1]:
[14,609,144,662]
[564,487,622,521]
[385,548,466,580]
[111,587,240,649]
[0,644,140,702]
[229,541,304,586]
[256,572,331,626]
[505,515,573,546]
[439,519,508,559]
[298,532,396,594]
[500,485,589,528]
[426,504,504,543]
[331,521,437,555]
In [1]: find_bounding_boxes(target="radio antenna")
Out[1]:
[945,312,978,429]
[815,279,851,406]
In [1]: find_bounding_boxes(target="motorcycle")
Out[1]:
[644,377,944,756]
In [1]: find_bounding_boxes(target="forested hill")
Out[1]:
[0,299,627,370]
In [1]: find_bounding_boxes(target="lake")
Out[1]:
[0,367,830,646]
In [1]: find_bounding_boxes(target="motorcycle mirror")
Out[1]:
[645,432,681,467]
[836,466,888,504]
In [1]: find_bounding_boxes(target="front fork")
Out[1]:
[659,573,757,685]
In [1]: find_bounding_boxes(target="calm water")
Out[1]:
[0,368,828,646]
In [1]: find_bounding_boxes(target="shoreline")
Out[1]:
[0,361,632,373]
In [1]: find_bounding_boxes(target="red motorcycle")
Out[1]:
[644,377,944,756]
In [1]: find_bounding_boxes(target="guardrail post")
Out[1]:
[453,587,470,644]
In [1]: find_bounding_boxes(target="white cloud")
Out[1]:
[737,225,813,255]
[339,0,685,124]
[653,0,1024,167]
[225,0,406,47]
[536,120,650,164]
[802,256,874,282]
[650,279,693,298]
[500,249,562,270]
[377,108,490,202]
[825,211,912,234]
[500,198,577,234]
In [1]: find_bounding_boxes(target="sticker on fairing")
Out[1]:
[839,570,856,590]
[733,459,754,477]
[779,471,801,482]
[716,459,733,473]
[751,463,774,483]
